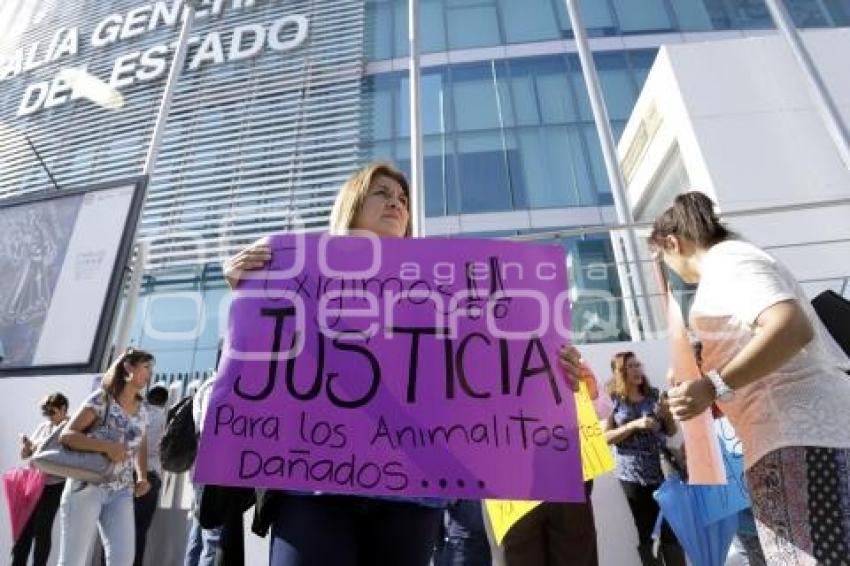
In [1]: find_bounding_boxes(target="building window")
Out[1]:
[422,0,449,52]
[454,130,513,213]
[366,0,850,61]
[446,0,502,50]
[671,0,732,30]
[611,0,675,34]
[724,0,773,29]
[366,0,394,61]
[497,0,559,44]
[824,0,850,25]
[786,0,832,26]
[554,0,619,38]
[594,52,639,122]
[568,236,632,343]
[450,63,504,131]
[362,51,659,212]
[530,57,578,124]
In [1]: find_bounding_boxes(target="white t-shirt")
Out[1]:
[690,239,850,469]
[145,405,166,475]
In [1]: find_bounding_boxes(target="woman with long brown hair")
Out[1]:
[654,191,850,564]
[604,352,685,566]
[57,348,154,566]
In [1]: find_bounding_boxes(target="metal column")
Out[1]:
[564,0,657,339]
[763,0,850,169]
[408,0,425,236]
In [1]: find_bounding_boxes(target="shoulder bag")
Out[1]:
[30,395,119,484]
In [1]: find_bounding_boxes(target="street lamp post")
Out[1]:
[114,0,202,357]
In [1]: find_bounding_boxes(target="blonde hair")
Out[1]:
[606,351,651,400]
[328,161,411,237]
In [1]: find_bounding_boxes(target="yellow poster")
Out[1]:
[575,381,615,481]
[484,499,542,546]
[485,382,614,545]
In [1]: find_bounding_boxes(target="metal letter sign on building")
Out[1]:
[0,0,365,271]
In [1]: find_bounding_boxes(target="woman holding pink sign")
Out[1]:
[224,162,443,566]
[651,192,850,565]
[226,161,597,566]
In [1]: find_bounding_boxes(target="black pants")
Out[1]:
[270,494,443,566]
[11,481,64,566]
[503,481,597,566]
[133,471,162,566]
[434,500,491,566]
[619,480,680,546]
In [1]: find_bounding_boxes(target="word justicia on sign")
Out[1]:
[3,0,309,116]
[194,235,587,502]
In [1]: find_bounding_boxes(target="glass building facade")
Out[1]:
[1,0,849,379]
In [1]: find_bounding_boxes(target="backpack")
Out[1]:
[160,395,197,473]
[812,290,850,360]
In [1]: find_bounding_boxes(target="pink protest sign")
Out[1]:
[667,292,725,485]
[194,234,584,501]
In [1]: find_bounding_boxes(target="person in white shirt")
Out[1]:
[133,385,168,566]
[184,375,221,566]
[13,393,69,566]
[651,191,850,565]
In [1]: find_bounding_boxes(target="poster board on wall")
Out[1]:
[0,177,147,377]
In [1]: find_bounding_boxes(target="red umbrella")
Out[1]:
[3,467,47,541]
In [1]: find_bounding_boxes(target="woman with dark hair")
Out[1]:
[57,348,154,566]
[653,191,850,564]
[13,392,70,566]
[604,352,684,566]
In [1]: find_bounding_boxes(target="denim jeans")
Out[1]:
[184,483,222,566]
[58,481,134,566]
[183,517,222,566]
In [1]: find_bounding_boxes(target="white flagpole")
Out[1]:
[112,241,149,357]
[113,0,201,359]
[408,0,425,236]
[763,0,850,169]
[563,0,656,339]
[143,0,200,176]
